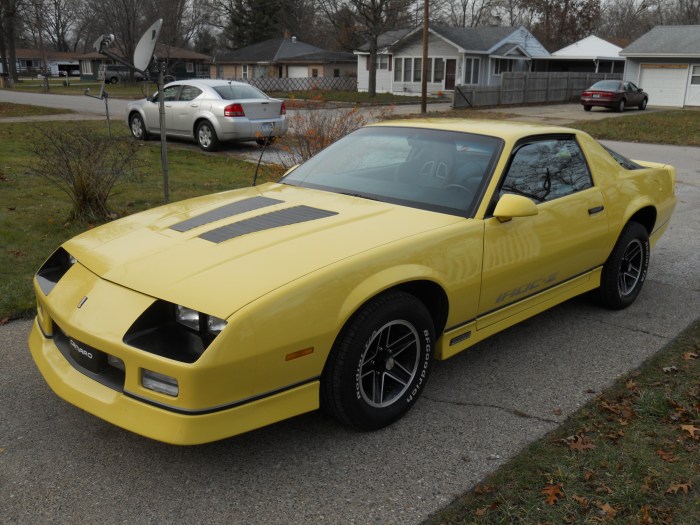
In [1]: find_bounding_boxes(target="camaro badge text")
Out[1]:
[77,296,88,309]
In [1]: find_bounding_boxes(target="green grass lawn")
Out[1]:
[0,102,75,117]
[0,118,278,319]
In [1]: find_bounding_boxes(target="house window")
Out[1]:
[394,58,403,82]
[242,64,248,80]
[413,58,422,82]
[312,68,318,78]
[403,58,412,82]
[334,69,340,78]
[692,65,700,85]
[434,58,444,83]
[494,59,512,75]
[464,58,480,84]
[377,55,389,70]
[186,62,194,73]
[81,61,93,75]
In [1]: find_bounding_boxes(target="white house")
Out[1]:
[621,25,700,107]
[532,35,624,74]
[355,26,549,95]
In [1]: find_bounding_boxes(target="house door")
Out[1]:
[686,65,700,106]
[445,59,456,90]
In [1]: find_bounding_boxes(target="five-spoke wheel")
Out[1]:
[599,222,649,309]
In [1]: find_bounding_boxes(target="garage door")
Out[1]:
[639,65,688,107]
[287,66,308,78]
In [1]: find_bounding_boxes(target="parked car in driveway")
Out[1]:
[29,119,676,444]
[581,80,648,112]
[126,79,288,151]
[97,64,146,84]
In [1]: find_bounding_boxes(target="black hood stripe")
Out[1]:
[170,196,283,232]
[199,206,338,243]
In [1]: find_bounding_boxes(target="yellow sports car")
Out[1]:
[29,120,676,445]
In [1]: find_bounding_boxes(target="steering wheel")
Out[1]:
[443,183,475,200]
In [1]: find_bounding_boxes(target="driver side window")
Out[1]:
[500,138,592,203]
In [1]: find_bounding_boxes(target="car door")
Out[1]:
[160,85,182,134]
[624,82,641,106]
[477,136,610,328]
[168,85,203,136]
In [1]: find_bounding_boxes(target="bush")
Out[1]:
[274,103,393,170]
[28,124,144,222]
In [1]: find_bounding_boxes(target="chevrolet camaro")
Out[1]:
[29,120,676,445]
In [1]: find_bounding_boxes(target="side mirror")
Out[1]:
[637,88,643,93]
[493,194,538,222]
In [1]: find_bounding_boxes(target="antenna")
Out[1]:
[134,19,162,73]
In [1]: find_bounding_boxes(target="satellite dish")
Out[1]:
[134,19,163,72]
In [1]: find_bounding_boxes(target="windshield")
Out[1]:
[281,126,503,216]
[214,84,268,100]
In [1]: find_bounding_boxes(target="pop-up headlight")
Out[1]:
[175,305,228,335]
[36,247,77,295]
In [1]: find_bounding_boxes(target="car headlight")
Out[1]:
[175,305,228,335]
[36,247,77,295]
[124,301,227,363]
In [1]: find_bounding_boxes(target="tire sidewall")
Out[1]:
[196,121,217,151]
[601,222,650,309]
[130,114,144,140]
[335,293,434,430]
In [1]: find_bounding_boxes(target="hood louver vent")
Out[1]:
[171,196,283,232]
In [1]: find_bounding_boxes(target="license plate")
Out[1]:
[68,337,107,373]
[592,94,600,98]
[262,122,274,134]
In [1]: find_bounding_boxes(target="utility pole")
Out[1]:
[420,0,429,114]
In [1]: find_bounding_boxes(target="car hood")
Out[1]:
[64,183,463,318]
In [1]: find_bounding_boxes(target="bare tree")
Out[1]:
[321,0,414,97]
[0,0,27,81]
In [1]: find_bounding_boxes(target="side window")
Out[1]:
[162,86,180,102]
[179,85,202,101]
[500,138,592,203]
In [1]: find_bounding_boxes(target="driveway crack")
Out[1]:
[422,395,559,424]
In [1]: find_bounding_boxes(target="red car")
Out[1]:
[581,80,648,112]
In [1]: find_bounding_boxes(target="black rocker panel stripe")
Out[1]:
[170,196,284,232]
[199,205,338,243]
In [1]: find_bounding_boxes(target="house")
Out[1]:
[211,36,356,80]
[531,35,624,74]
[621,25,700,107]
[1,48,81,76]
[79,44,210,82]
[355,25,550,95]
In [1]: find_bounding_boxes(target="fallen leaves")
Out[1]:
[541,483,565,505]
[680,424,700,440]
[595,501,618,520]
[666,481,692,494]
[563,433,596,451]
[655,449,678,462]
[682,351,698,360]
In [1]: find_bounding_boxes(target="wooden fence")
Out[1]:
[228,76,357,92]
[453,72,623,108]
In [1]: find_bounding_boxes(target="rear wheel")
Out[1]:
[616,99,625,112]
[583,105,592,112]
[256,136,276,146]
[109,76,118,84]
[321,291,435,430]
[196,121,220,151]
[598,222,649,310]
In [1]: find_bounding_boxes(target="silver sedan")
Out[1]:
[126,79,288,151]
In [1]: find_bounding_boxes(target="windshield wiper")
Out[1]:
[339,192,379,201]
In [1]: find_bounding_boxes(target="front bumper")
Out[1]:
[29,319,319,445]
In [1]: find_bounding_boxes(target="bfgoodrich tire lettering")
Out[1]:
[598,222,650,309]
[321,290,435,430]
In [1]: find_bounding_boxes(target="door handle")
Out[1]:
[588,205,604,215]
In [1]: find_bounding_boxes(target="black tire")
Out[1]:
[616,98,625,112]
[639,98,648,110]
[196,121,220,151]
[583,105,592,112]
[598,222,650,310]
[109,76,118,84]
[129,113,148,141]
[256,136,276,146]
[321,290,435,430]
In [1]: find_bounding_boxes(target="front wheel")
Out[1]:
[196,121,220,151]
[598,222,650,309]
[129,114,148,141]
[639,98,648,110]
[321,291,435,430]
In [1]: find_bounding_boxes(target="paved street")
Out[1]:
[1,93,699,523]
